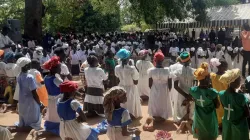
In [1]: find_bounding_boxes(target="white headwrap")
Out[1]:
[210,58,221,68]
[17,57,31,68]
[233,47,239,53]
[191,47,195,52]
[227,46,233,51]
[222,46,226,51]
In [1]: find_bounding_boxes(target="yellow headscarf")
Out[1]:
[194,62,209,81]
[103,86,127,121]
[219,69,241,85]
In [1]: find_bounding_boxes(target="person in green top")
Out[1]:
[105,50,117,88]
[189,62,220,140]
[219,68,250,140]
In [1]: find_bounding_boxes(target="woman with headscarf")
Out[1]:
[190,62,220,140]
[42,56,63,136]
[219,69,250,140]
[115,49,142,118]
[173,52,196,123]
[7,57,42,133]
[136,49,154,97]
[233,47,244,71]
[210,58,228,127]
[104,86,141,140]
[147,51,172,122]
[84,54,108,117]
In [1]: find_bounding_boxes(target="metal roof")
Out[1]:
[207,3,250,21]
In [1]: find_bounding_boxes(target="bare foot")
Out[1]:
[0,104,7,113]
[32,131,39,140]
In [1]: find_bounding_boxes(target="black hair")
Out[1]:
[219,58,228,67]
[243,23,250,31]
[54,47,64,56]
[87,54,98,67]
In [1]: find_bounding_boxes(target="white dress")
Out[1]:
[115,65,142,118]
[172,66,196,121]
[148,67,173,119]
[169,62,186,122]
[225,47,233,69]
[136,60,154,96]
[58,99,96,140]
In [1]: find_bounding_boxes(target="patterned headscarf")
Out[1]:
[219,69,241,85]
[4,52,15,62]
[42,56,60,70]
[103,86,127,121]
[194,62,209,81]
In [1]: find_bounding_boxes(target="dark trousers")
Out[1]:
[242,50,250,77]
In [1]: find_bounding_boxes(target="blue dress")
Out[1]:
[107,108,133,140]
[57,98,99,140]
[44,75,62,135]
[17,73,41,130]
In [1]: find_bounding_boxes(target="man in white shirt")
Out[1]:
[0,26,15,53]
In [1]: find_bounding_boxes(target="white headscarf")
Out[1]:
[16,57,31,68]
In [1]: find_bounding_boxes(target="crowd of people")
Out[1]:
[0,22,250,140]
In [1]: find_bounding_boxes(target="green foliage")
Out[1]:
[121,24,140,32]
[0,0,25,28]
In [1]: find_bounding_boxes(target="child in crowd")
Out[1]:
[190,62,219,140]
[136,49,154,97]
[210,58,228,127]
[214,44,224,59]
[103,86,141,140]
[219,69,250,140]
[29,59,48,107]
[57,81,99,140]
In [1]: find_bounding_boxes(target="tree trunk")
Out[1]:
[24,0,42,43]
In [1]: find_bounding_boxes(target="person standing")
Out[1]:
[241,23,250,78]
[173,52,196,122]
[84,54,107,117]
[136,50,154,97]
[148,51,172,121]
[219,69,250,140]
[190,62,219,140]
[115,49,142,118]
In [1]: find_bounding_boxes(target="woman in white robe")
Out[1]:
[148,51,172,120]
[225,46,233,69]
[136,50,154,97]
[115,49,142,118]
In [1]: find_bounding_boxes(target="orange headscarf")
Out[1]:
[194,62,209,80]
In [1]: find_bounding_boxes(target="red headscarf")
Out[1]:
[60,81,78,93]
[154,51,165,63]
[42,56,60,70]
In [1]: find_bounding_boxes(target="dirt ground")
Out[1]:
[0,101,223,140]
[0,77,223,140]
